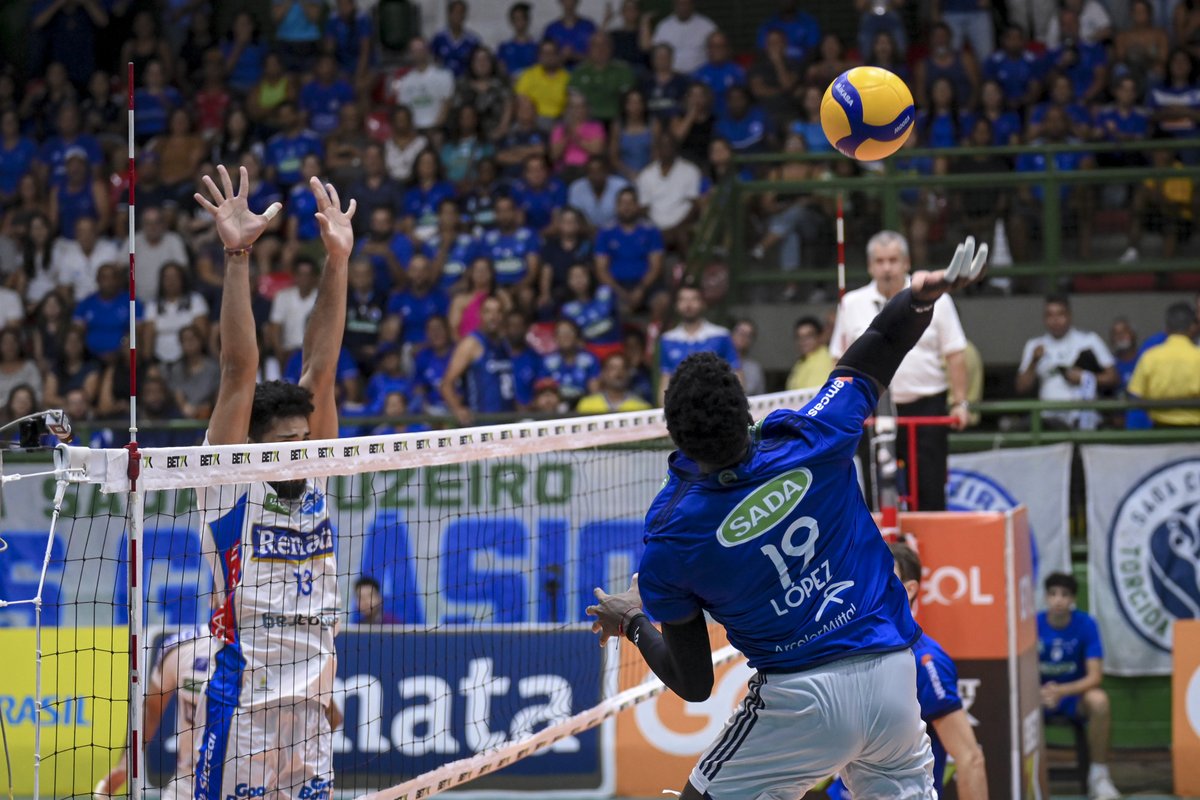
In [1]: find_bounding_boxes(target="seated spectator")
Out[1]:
[1042,0,1111,47]
[440,294,516,425]
[383,106,429,187]
[81,70,123,141]
[748,29,803,125]
[154,109,207,202]
[401,149,456,241]
[607,0,652,69]
[264,102,323,188]
[51,216,120,301]
[915,22,980,111]
[790,86,835,155]
[346,143,400,238]
[636,133,702,254]
[786,315,834,390]
[561,263,621,358]
[1016,294,1118,430]
[221,12,268,95]
[714,86,769,154]
[282,345,362,403]
[917,77,966,147]
[354,576,400,624]
[1094,76,1151,156]
[272,0,324,72]
[516,154,567,234]
[570,32,636,126]
[0,329,43,408]
[1041,10,1108,105]
[13,213,57,307]
[343,259,389,372]
[1028,72,1095,141]
[415,315,454,414]
[364,343,415,413]
[143,262,209,365]
[164,324,220,419]
[609,89,655,182]
[19,63,76,142]
[550,93,607,178]
[504,309,541,409]
[496,95,549,179]
[1125,142,1194,260]
[427,199,480,291]
[532,376,564,413]
[1038,572,1120,800]
[132,60,183,144]
[568,155,627,230]
[126,377,185,445]
[387,255,450,348]
[624,326,655,401]
[453,47,514,143]
[595,187,664,307]
[539,207,594,309]
[668,82,716,169]
[460,158,504,233]
[299,54,355,137]
[865,29,911,83]
[1012,107,1096,261]
[805,33,853,88]
[658,280,739,402]
[858,0,909,62]
[516,41,572,126]
[266,257,319,364]
[540,318,600,406]
[577,351,651,413]
[937,0,995,59]
[0,280,21,330]
[652,0,717,74]
[498,2,539,79]
[246,52,297,133]
[642,44,690,124]
[369,391,430,435]
[750,133,829,274]
[731,319,765,395]
[286,155,326,252]
[42,326,99,408]
[693,31,745,115]
[324,0,375,86]
[323,102,371,185]
[1128,303,1200,427]
[0,110,37,208]
[544,0,598,68]
[1149,49,1200,146]
[757,0,821,62]
[431,0,483,78]
[29,292,69,375]
[212,108,261,168]
[950,117,1011,265]
[984,25,1043,111]
[51,149,110,241]
[441,106,495,189]
[355,206,418,289]
[961,79,1023,146]
[482,195,540,299]
[449,257,504,340]
[73,263,140,361]
[391,38,455,136]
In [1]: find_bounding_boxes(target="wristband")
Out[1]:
[224,245,253,257]
[620,608,647,640]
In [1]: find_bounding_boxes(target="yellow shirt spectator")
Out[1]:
[786,345,834,391]
[577,392,652,414]
[515,65,570,120]
[1128,333,1200,426]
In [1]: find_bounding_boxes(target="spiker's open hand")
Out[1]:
[587,573,642,646]
[910,236,989,304]
[194,164,282,251]
[310,177,356,262]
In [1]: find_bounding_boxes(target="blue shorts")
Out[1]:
[1045,694,1082,721]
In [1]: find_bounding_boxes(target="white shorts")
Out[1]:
[195,699,333,800]
[689,649,935,800]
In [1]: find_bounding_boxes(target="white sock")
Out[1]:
[1089,762,1110,781]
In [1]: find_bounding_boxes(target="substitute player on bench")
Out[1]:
[589,238,988,799]
[192,164,355,799]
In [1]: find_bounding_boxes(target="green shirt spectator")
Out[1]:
[570,33,636,123]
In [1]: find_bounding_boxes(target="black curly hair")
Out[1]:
[664,352,752,468]
[249,380,315,442]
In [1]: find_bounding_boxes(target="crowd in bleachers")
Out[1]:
[0,0,1198,436]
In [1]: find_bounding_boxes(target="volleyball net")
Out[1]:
[0,390,814,799]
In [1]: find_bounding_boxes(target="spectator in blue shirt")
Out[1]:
[693,31,745,115]
[482,194,541,295]
[960,79,1023,145]
[133,60,183,143]
[325,0,375,80]
[1028,72,1094,141]
[74,264,141,359]
[595,188,664,308]
[386,255,450,346]
[643,44,691,124]
[543,0,597,68]
[561,262,622,355]
[540,318,600,405]
[51,149,108,241]
[1041,9,1107,104]
[915,78,965,148]
[515,154,566,235]
[1149,49,1200,147]
[433,1,484,79]
[714,86,769,155]
[505,309,542,408]
[756,0,821,62]
[415,315,455,413]
[1095,76,1150,148]
[222,12,268,94]
[441,106,495,188]
[265,102,324,188]
[364,343,415,413]
[402,149,457,240]
[1012,107,1096,260]
[1038,572,1120,800]
[272,0,323,71]
[984,25,1042,111]
[427,199,480,291]
[37,104,103,186]
[498,2,539,78]
[0,110,38,205]
[356,206,420,289]
[658,280,740,403]
[348,143,402,239]
[286,154,324,244]
[299,54,355,136]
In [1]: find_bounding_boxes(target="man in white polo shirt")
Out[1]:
[830,230,970,510]
[651,0,717,73]
[636,133,702,254]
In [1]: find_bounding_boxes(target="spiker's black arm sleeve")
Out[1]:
[624,612,715,703]
[836,287,936,391]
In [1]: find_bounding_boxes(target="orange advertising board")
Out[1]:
[1173,620,1200,794]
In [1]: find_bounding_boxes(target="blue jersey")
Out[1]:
[498,39,539,77]
[659,321,741,376]
[0,137,37,194]
[387,287,449,345]
[756,12,821,62]
[543,17,597,59]
[482,227,539,286]
[299,79,355,135]
[465,332,515,413]
[1095,107,1150,140]
[73,291,141,357]
[430,29,482,77]
[539,349,599,402]
[562,285,620,346]
[515,179,566,232]
[325,12,374,74]
[247,182,284,216]
[415,346,453,411]
[38,134,103,184]
[265,130,324,187]
[1016,141,1091,201]
[1038,609,1102,685]
[915,111,962,148]
[401,181,456,232]
[222,41,267,92]
[960,110,1023,146]
[715,107,768,153]
[287,183,320,241]
[983,51,1040,101]
[693,62,746,114]
[54,181,99,239]
[596,223,663,288]
[914,633,963,797]
[283,348,360,385]
[133,87,183,138]
[426,231,479,290]
[1042,42,1106,97]
[638,373,921,672]
[366,372,417,412]
[1029,101,1091,130]
[354,233,420,286]
[511,346,542,407]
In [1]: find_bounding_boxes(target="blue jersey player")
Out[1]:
[440,294,516,425]
[589,237,989,800]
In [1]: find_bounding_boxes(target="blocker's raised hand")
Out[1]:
[310,177,357,261]
[194,164,282,251]
[910,236,989,304]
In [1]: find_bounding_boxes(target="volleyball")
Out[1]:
[821,66,915,161]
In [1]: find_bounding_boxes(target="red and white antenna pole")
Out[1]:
[836,192,846,301]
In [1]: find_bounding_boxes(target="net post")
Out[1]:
[836,191,846,300]
[127,61,138,444]
[125,442,144,800]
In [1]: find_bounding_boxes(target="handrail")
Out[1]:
[731,137,1200,164]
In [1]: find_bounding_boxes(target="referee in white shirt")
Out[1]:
[830,230,970,510]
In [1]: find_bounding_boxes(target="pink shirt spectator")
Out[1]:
[550,121,606,169]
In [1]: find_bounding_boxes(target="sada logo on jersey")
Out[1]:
[717,468,812,547]
[1109,458,1200,652]
[252,519,334,562]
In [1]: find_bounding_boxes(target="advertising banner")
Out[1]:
[1172,620,1200,794]
[948,443,1073,585]
[1082,444,1200,675]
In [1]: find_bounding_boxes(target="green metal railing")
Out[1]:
[951,397,1200,450]
[688,138,1200,298]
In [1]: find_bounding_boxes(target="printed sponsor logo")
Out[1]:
[200,453,219,467]
[144,456,153,469]
[369,442,385,454]
[319,446,335,458]
[717,468,812,547]
[290,448,309,461]
[805,379,847,417]
[922,565,995,607]
[228,784,266,798]
[166,455,188,469]
[344,445,361,458]
[231,451,251,465]
[251,520,334,562]
[262,450,280,463]
[922,653,947,700]
[1108,458,1200,651]
[261,612,337,630]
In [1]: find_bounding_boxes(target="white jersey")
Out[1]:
[198,475,339,710]
[156,627,217,782]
